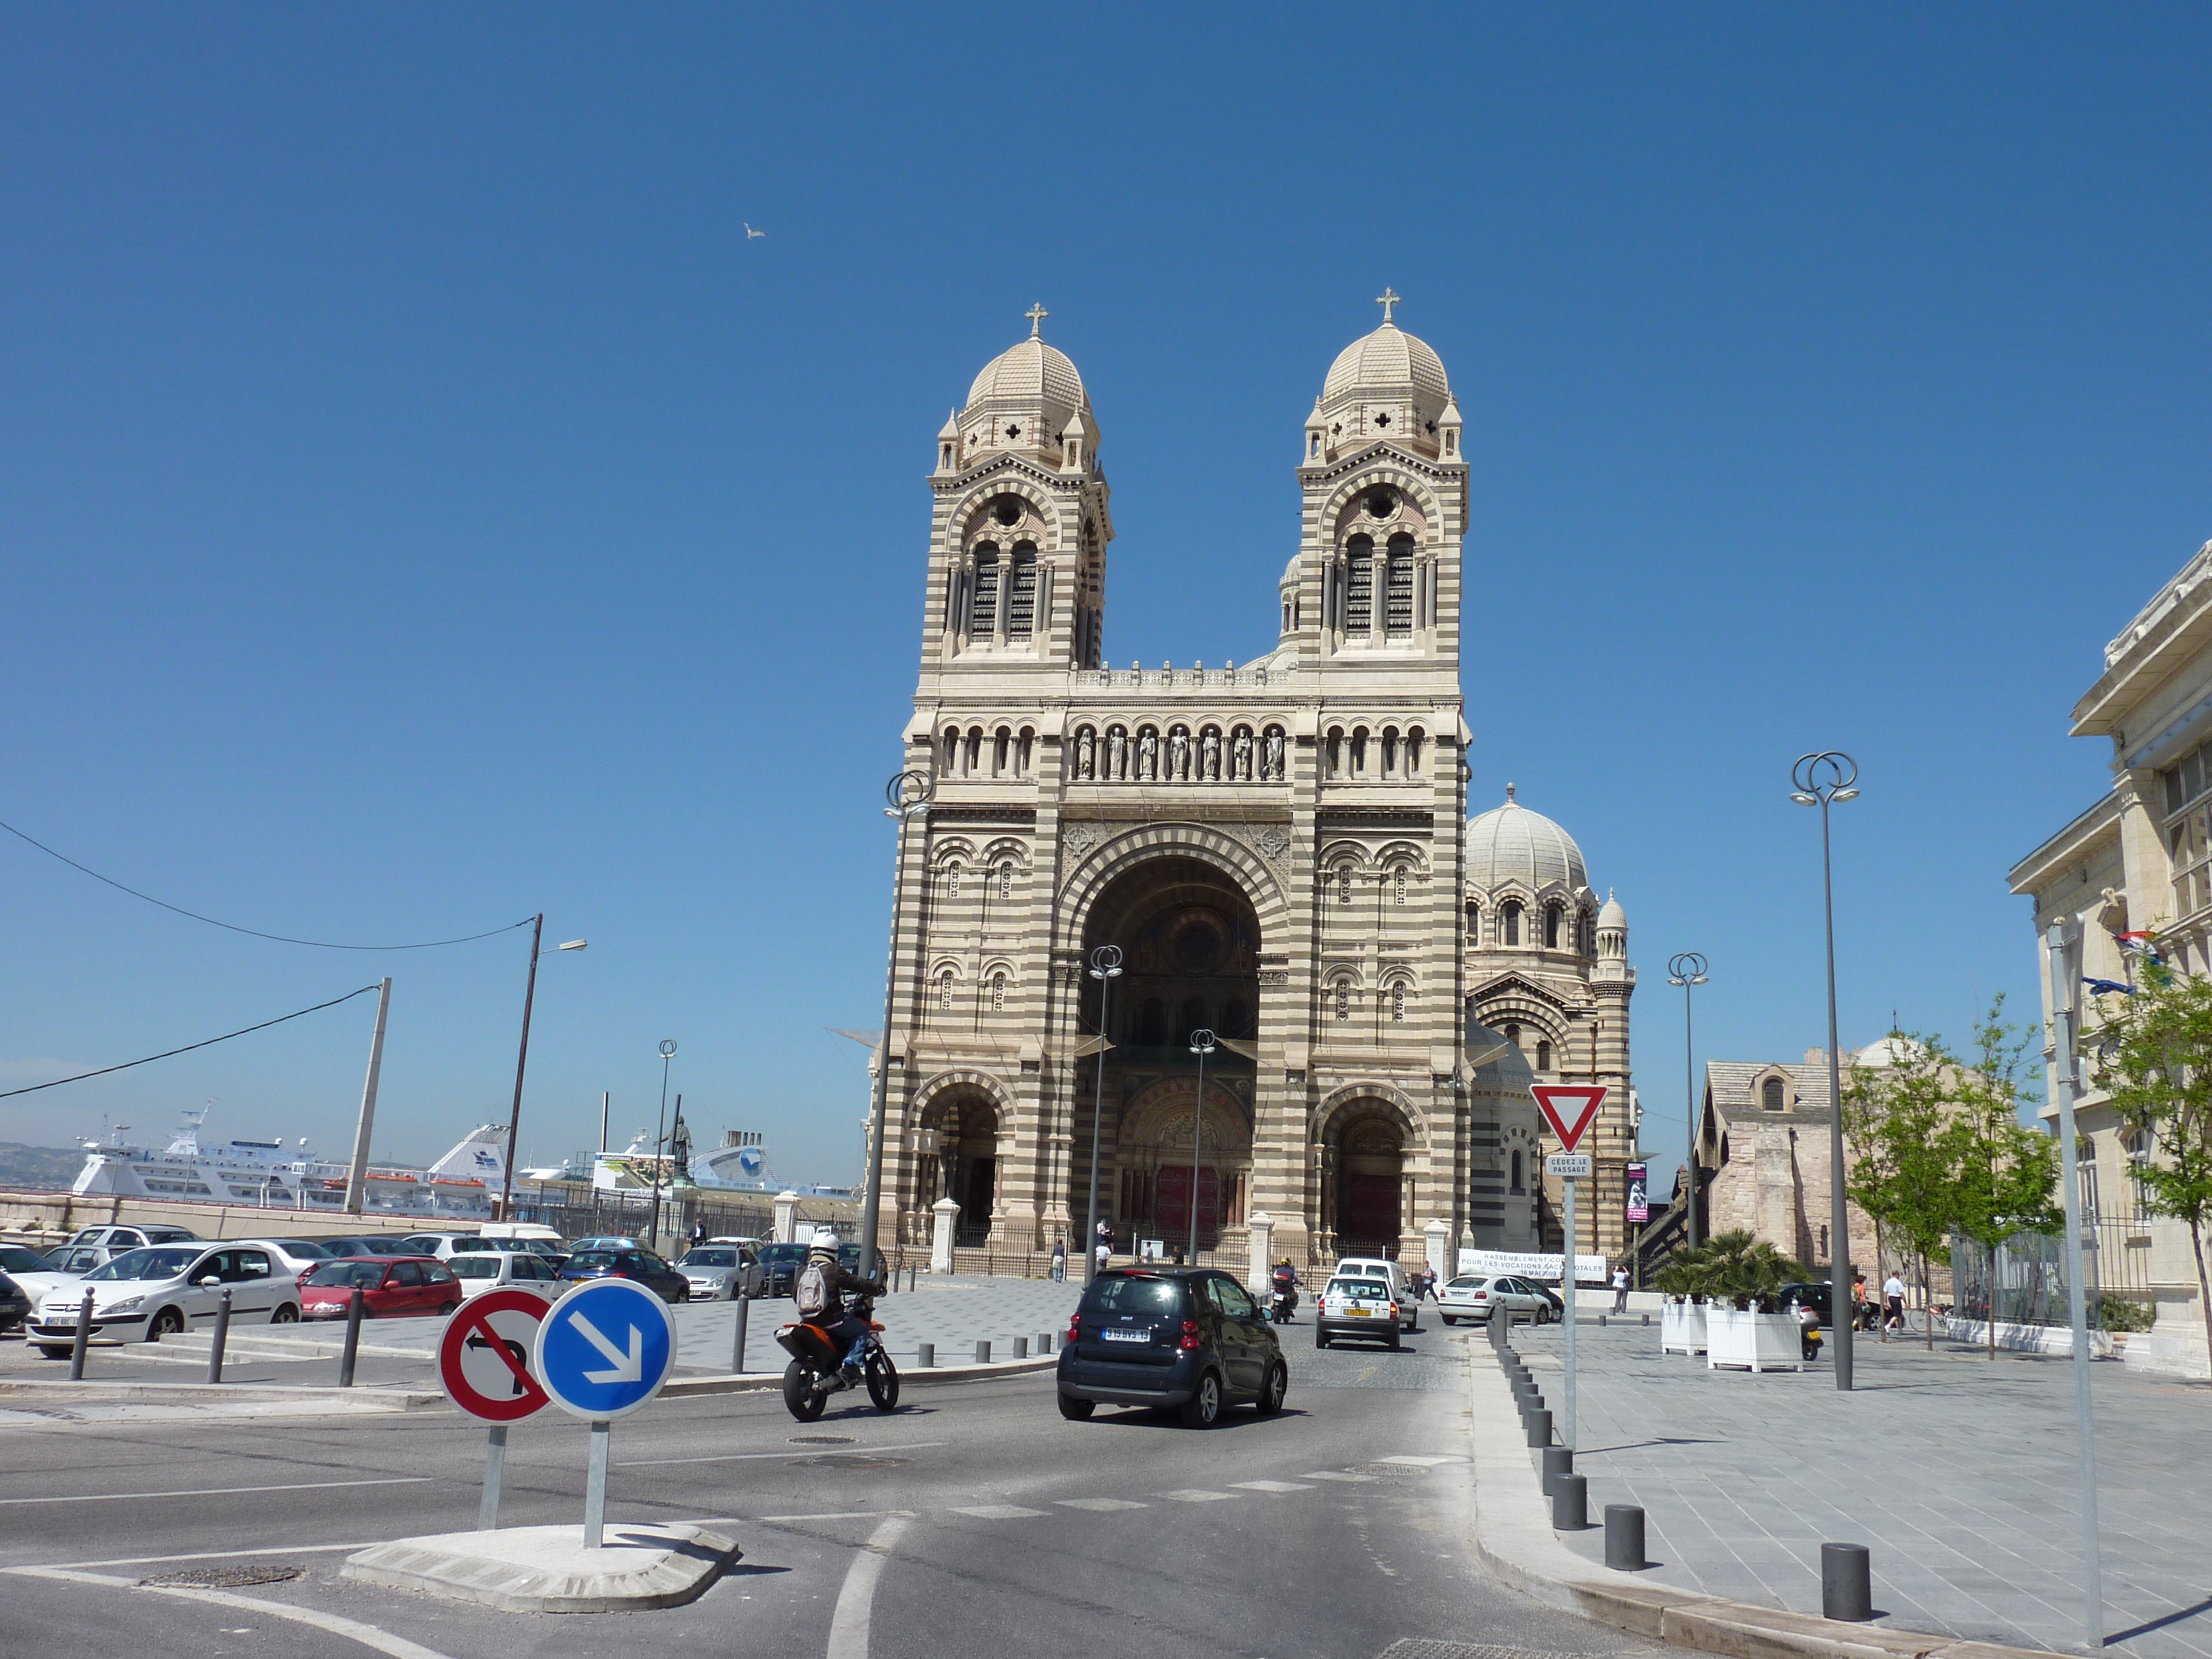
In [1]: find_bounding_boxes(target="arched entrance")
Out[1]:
[1116,1075,1252,1250]
[1332,1104,1406,1257]
[917,1093,1000,1248]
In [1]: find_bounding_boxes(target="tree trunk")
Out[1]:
[1922,1248,1934,1350]
[1873,1219,1888,1341]
[1987,1239,1999,1361]
[2193,1218,2212,1386]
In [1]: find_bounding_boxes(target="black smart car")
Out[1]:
[1057,1268,1289,1428]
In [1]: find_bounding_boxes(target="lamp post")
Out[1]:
[1083,944,1124,1285]
[647,1039,675,1249]
[1188,1027,1218,1262]
[498,916,587,1217]
[1792,750,1860,1392]
[859,769,935,1278]
[1666,953,1709,1249]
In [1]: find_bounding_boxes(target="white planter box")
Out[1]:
[1660,1299,1708,1355]
[1705,1306,1803,1372]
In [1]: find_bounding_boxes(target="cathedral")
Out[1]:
[868,300,1640,1273]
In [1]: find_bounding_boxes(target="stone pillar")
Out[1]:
[930,1196,961,1275]
[1247,1212,1275,1295]
[1424,1218,1450,1283]
[773,1190,800,1244]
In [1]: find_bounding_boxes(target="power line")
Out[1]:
[0,985,381,1101]
[0,816,533,950]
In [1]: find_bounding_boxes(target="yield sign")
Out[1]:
[438,1289,551,1423]
[1530,1084,1608,1155]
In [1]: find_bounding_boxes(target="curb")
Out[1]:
[0,1379,444,1410]
[1463,1345,2058,1659]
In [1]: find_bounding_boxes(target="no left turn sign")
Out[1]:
[437,1289,552,1423]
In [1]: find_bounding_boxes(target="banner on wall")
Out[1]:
[1625,1162,1650,1223]
[1456,1247,1608,1285]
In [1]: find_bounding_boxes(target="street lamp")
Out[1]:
[1187,1027,1218,1263]
[1666,952,1709,1249]
[500,916,588,1216]
[1792,749,1860,1392]
[647,1039,676,1248]
[859,769,935,1278]
[1083,944,1124,1285]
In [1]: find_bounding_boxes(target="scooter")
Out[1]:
[1792,1301,1824,1362]
[1270,1282,1298,1324]
[776,1296,901,1421]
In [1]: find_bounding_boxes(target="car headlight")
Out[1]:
[104,1296,143,1315]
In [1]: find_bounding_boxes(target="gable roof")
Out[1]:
[1705,1060,1832,1123]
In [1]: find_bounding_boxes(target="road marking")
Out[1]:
[12,1541,378,1572]
[1372,1455,1465,1466]
[1158,1489,1236,1502]
[1054,1497,1148,1511]
[951,1504,1047,1519]
[1302,1471,1378,1482]
[12,1566,457,1659]
[825,1512,911,1659]
[1230,1480,1313,1492]
[754,1510,905,1524]
[618,1440,944,1468]
[0,1477,430,1507]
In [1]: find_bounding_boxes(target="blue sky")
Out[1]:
[2,7,2207,1187]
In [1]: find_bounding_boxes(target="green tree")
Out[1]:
[1843,1038,1956,1349]
[2093,959,2212,1382]
[1939,997,2060,1361]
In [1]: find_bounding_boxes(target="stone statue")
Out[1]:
[1169,729,1190,780]
[1138,729,1158,779]
[1078,729,1095,780]
[1107,728,1126,780]
[1201,729,1221,780]
[1263,729,1284,781]
[1232,730,1252,780]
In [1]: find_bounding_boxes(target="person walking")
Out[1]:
[1611,1264,1631,1315]
[1882,1269,1907,1339]
[1050,1233,1067,1282]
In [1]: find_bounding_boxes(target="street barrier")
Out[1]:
[69,1290,92,1380]
[1525,1407,1552,1448]
[916,1342,934,1367]
[337,1287,366,1387]
[206,1289,232,1384]
[1605,1504,1647,1570]
[1011,1337,1028,1359]
[974,1339,991,1364]
[1822,1543,1873,1621]
[1551,1473,1587,1530]
[1541,1446,1573,1496]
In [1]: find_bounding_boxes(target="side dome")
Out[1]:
[1465,786,1587,893]
[1322,321,1450,408]
[966,338,1087,415]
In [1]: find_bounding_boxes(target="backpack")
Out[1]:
[796,1259,834,1318]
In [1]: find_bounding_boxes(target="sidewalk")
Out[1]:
[1511,1319,2211,1658]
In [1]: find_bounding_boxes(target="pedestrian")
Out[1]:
[1094,1239,1110,1272]
[1611,1263,1631,1315]
[1050,1233,1067,1282]
[1882,1269,1907,1338]
[1422,1267,1438,1302]
[689,1221,706,1248]
[1852,1271,1872,1332]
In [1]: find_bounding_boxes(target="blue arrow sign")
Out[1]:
[532,1278,677,1420]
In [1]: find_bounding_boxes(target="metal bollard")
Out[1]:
[1012,1336,1028,1359]
[1641,1313,1651,1326]
[207,1289,233,1384]
[1605,1504,1647,1570]
[337,1285,366,1388]
[1598,1315,1607,1326]
[1551,1473,1587,1530]
[917,1342,934,1368]
[974,1339,991,1364]
[1037,1331,1053,1354]
[731,1290,751,1374]
[1525,1407,1552,1448]
[909,1264,919,1293]
[69,1290,93,1380]
[1541,1446,1574,1496]
[1822,1543,1874,1621]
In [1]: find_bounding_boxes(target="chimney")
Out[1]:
[1803,1047,1826,1068]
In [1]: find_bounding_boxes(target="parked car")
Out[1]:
[556,1247,689,1302]
[64,1224,201,1252]
[298,1256,463,1319]
[0,1242,87,1315]
[397,1232,488,1261]
[754,1242,809,1298]
[1057,1267,1289,1427]
[26,1243,304,1355]
[568,1235,642,1253]
[316,1235,420,1258]
[0,1274,30,1332]
[1332,1257,1420,1331]
[251,1239,336,1273]
[1437,1273,1552,1326]
[677,1244,764,1301]
[1315,1273,1409,1350]
[468,1236,571,1269]
[446,1252,564,1302]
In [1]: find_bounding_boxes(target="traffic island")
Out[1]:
[341,1523,740,1614]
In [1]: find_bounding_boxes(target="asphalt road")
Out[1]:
[0,1320,1667,1659]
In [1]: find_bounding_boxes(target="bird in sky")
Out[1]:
[744,222,766,239]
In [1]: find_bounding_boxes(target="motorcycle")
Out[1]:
[1269,1281,1298,1324]
[1792,1300,1824,1362]
[776,1294,901,1421]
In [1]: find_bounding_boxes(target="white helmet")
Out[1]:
[808,1230,840,1256]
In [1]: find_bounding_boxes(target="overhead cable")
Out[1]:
[0,984,382,1100]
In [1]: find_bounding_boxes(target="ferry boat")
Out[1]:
[70,1111,506,1220]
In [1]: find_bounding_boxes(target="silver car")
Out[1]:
[1437,1273,1553,1326]
[676,1244,764,1300]
[27,1241,306,1355]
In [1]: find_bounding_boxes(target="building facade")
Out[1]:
[1695,1053,1880,1278]
[866,306,1638,1271]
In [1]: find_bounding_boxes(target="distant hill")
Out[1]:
[0,1142,84,1190]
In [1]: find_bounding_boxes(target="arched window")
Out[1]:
[1393,868,1408,905]
[969,544,1000,634]
[997,862,1013,900]
[945,860,963,898]
[1385,534,1415,635]
[1338,866,1354,905]
[1466,900,1480,943]
[1335,982,1350,1021]
[1537,1039,1552,1071]
[1391,986,1406,1022]
[1762,1077,1785,1111]
[1502,901,1522,946]
[1510,1150,1525,1195]
[1578,911,1595,956]
[937,971,954,1011]
[1544,902,1563,949]
[1007,545,1037,638]
[1344,536,1374,634]
[1504,1022,1521,1050]
[991,973,1007,1012]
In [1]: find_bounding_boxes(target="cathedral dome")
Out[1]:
[1321,321,1450,408]
[966,337,1087,414]
[1465,787,1587,893]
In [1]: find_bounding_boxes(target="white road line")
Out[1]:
[754,1510,905,1524]
[0,1477,430,1507]
[1157,1489,1236,1502]
[12,1541,377,1572]
[12,1567,457,1659]
[950,1504,1046,1519]
[618,1440,945,1468]
[1373,1454,1464,1466]
[824,1512,911,1659]
[1302,1471,1378,1482]
[1054,1497,1147,1511]
[1230,1480,1313,1492]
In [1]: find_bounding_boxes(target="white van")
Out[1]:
[1331,1257,1420,1331]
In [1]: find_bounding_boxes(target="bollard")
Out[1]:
[1551,1473,1587,1530]
[1641,1313,1651,1326]
[908,1264,919,1293]
[1012,1336,1028,1359]
[917,1342,934,1368]
[1822,1543,1874,1621]
[1605,1504,1647,1570]
[1037,1331,1053,1354]
[1541,1446,1574,1496]
[206,1288,233,1384]
[69,1290,93,1380]
[337,1284,366,1388]
[731,1289,751,1374]
[1525,1407,1552,1448]
[974,1339,991,1365]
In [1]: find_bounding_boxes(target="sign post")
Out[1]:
[436,1289,552,1530]
[1532,1084,1607,1453]
[532,1277,677,1549]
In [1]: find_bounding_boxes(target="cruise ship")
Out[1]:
[71,1113,506,1220]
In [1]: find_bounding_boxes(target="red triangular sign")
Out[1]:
[1530,1084,1607,1154]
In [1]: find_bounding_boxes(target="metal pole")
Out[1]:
[1562,1173,1577,1450]
[583,1419,609,1547]
[69,1290,92,1380]
[2045,919,2103,1649]
[1683,977,1697,1248]
[599,1090,609,1156]
[500,916,545,1218]
[1084,947,1122,1286]
[337,1283,365,1386]
[345,977,392,1214]
[1820,796,1852,1391]
[862,771,931,1278]
[1188,1030,1215,1263]
[648,1042,674,1251]
[479,1424,508,1531]
[206,1288,232,1384]
[731,1286,751,1375]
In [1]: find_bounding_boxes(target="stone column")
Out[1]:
[773,1190,800,1244]
[930,1195,961,1275]
[1247,1211,1275,1296]
[1424,1217,1450,1284]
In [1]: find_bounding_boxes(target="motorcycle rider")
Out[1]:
[1270,1257,1299,1319]
[794,1232,885,1389]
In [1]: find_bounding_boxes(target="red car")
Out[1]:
[299,1255,462,1319]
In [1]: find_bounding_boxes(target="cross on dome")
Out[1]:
[1375,287,1402,324]
[1025,302,1049,339]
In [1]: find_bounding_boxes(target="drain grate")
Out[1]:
[1375,1644,1594,1659]
[141,1564,305,1589]
[788,1435,856,1444]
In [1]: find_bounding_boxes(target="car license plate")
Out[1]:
[1100,1327,1149,1342]
[1348,1306,1372,1316]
